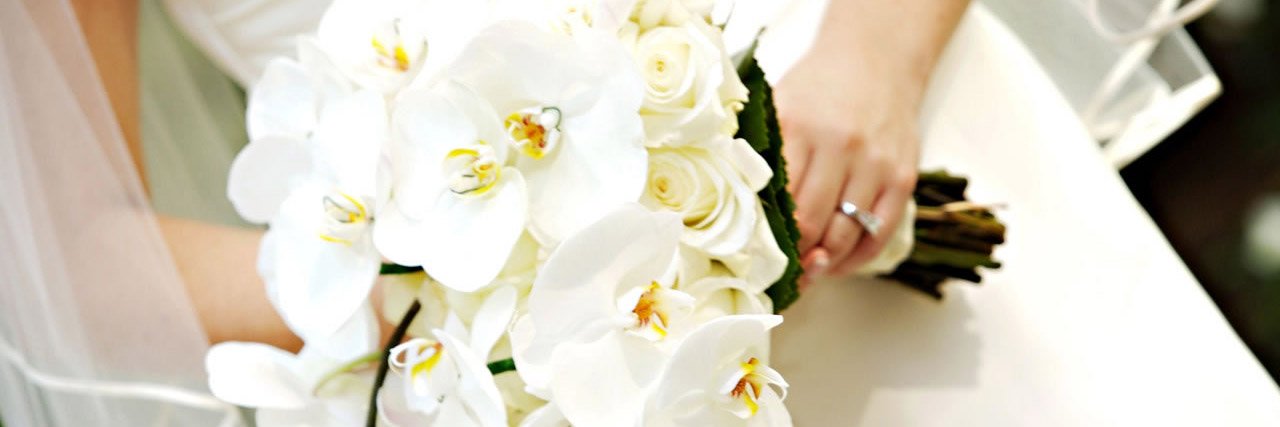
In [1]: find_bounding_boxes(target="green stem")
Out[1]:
[313,350,382,395]
[365,300,421,427]
[380,263,424,275]
[487,358,516,375]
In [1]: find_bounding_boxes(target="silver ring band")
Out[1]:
[839,201,883,237]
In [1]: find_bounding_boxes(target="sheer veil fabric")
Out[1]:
[0,0,236,425]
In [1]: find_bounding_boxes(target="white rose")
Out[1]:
[621,20,749,146]
[641,137,771,257]
[631,0,716,29]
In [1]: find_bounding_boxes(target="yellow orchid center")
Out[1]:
[371,19,412,72]
[504,107,562,159]
[443,143,501,197]
[723,356,787,419]
[317,191,371,246]
[631,282,671,339]
[408,341,445,380]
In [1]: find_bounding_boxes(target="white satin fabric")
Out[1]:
[759,4,1280,426]
[0,0,238,425]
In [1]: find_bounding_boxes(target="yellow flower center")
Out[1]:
[721,356,786,419]
[505,107,562,159]
[443,143,501,197]
[317,192,370,246]
[631,282,672,339]
[371,19,412,72]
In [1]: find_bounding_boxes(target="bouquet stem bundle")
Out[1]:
[888,171,1006,299]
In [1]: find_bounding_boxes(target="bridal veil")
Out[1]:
[0,0,237,424]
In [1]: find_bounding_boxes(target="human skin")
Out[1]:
[71,0,303,351]
[774,0,971,281]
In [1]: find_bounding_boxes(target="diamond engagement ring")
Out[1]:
[839,201,883,237]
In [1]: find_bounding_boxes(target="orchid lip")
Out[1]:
[718,356,788,419]
[505,106,562,159]
[370,18,420,72]
[443,142,502,197]
[317,191,371,245]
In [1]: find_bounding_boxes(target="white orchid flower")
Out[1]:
[378,286,517,427]
[648,315,792,426]
[314,0,491,94]
[228,51,391,346]
[450,22,648,246]
[206,306,380,426]
[510,205,697,425]
[374,82,529,292]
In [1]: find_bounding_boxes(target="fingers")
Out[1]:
[792,146,846,253]
[831,168,917,277]
[782,134,811,195]
[818,163,879,270]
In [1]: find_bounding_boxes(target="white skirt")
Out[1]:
[759,4,1280,426]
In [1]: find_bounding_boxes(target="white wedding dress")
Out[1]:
[2,0,1278,425]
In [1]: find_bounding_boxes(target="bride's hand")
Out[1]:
[773,0,970,283]
[774,49,921,280]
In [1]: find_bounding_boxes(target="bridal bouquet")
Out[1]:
[206,1,1003,426]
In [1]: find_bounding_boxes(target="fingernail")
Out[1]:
[811,252,830,276]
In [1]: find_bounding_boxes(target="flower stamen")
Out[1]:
[443,143,502,197]
[317,191,371,246]
[505,107,562,159]
[371,19,412,72]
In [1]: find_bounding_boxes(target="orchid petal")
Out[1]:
[248,58,317,141]
[227,135,313,224]
[470,286,517,358]
[312,90,387,198]
[206,342,309,409]
[549,331,664,427]
[268,188,381,343]
[435,329,508,427]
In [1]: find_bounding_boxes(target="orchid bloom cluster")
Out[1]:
[206,0,793,425]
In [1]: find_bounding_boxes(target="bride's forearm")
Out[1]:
[157,215,304,351]
[810,0,971,106]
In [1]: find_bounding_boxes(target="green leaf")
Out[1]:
[736,52,803,313]
[487,357,516,375]
[379,263,423,275]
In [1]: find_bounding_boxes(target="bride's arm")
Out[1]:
[775,0,971,280]
[73,0,303,351]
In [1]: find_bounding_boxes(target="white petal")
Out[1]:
[268,190,381,343]
[435,329,508,427]
[470,286,517,358]
[312,303,380,361]
[387,83,503,218]
[312,90,388,198]
[206,342,309,409]
[524,95,648,246]
[727,138,772,192]
[518,401,569,427]
[747,387,794,427]
[509,315,552,398]
[227,135,314,224]
[654,315,783,409]
[377,380,434,427]
[529,205,681,345]
[549,332,663,426]
[420,171,527,292]
[248,58,317,141]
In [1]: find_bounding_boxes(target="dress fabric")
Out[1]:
[0,0,239,425]
[759,4,1280,426]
